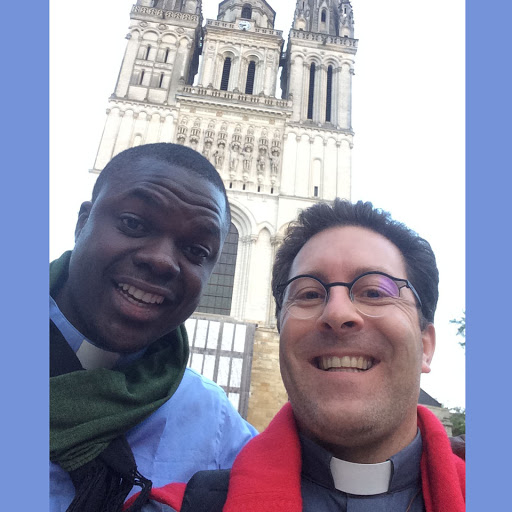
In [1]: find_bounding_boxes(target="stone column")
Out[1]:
[231,55,242,91]
[115,33,140,98]
[315,63,326,123]
[337,63,352,129]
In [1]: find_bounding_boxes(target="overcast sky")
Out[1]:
[50,0,465,408]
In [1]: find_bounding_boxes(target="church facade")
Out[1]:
[91,0,358,430]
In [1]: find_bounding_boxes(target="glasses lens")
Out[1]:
[283,277,327,319]
[351,273,400,317]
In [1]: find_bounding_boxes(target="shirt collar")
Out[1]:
[300,429,423,495]
[49,295,146,369]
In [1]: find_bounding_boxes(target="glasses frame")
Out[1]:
[277,270,422,318]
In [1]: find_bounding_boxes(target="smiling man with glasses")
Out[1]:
[125,199,465,512]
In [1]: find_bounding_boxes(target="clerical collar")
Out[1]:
[300,429,423,496]
[49,296,146,369]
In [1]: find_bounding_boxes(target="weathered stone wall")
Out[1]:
[246,326,288,432]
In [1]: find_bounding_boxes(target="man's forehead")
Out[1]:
[98,156,229,235]
[291,226,406,276]
[103,157,221,202]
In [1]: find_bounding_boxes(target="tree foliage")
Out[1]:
[450,311,465,349]
[450,407,465,436]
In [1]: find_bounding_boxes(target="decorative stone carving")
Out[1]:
[229,142,241,179]
[256,146,267,183]
[189,118,201,148]
[176,116,188,144]
[202,139,212,159]
[213,140,226,169]
[241,143,253,181]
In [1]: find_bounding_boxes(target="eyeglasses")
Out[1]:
[277,271,422,320]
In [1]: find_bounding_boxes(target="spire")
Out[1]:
[216,0,277,30]
[292,0,354,38]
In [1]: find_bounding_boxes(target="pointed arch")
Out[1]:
[220,57,232,91]
[326,65,333,122]
[241,4,252,19]
[245,60,256,94]
[307,62,316,120]
[196,222,239,315]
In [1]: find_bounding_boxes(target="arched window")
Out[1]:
[241,4,252,19]
[321,9,327,23]
[307,63,316,120]
[325,65,333,122]
[245,61,256,94]
[220,57,232,91]
[196,223,239,315]
[145,45,151,60]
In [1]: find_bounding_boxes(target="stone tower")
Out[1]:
[91,0,357,430]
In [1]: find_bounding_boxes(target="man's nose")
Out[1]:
[133,238,180,277]
[316,286,364,333]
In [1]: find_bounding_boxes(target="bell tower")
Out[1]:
[93,0,203,170]
[281,0,356,127]
[278,0,356,202]
[196,0,283,96]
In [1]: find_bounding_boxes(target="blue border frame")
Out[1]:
[4,0,509,508]
[466,0,510,508]
[3,0,49,508]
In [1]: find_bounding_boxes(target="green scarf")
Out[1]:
[50,251,190,472]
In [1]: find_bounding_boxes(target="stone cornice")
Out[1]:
[205,19,283,39]
[177,86,292,117]
[285,121,354,137]
[131,5,200,25]
[106,96,178,115]
[288,29,358,51]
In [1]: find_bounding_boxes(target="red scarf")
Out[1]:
[125,403,465,512]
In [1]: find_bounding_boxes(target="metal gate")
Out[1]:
[185,315,256,419]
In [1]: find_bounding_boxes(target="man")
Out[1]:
[50,143,257,512]
[129,199,465,511]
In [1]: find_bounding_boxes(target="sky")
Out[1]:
[50,0,465,409]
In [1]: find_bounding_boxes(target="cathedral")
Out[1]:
[92,0,358,431]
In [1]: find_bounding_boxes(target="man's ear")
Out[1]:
[421,323,436,374]
[75,201,92,242]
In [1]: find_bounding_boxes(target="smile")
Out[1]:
[117,283,165,305]
[317,355,374,372]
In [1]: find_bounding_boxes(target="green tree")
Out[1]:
[450,407,465,436]
[450,311,465,349]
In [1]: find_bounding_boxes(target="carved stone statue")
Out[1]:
[213,141,226,169]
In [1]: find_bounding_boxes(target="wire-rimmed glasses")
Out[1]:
[277,271,422,319]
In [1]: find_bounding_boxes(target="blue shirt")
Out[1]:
[300,431,425,511]
[50,298,258,512]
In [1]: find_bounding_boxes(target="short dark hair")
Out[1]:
[92,143,231,224]
[272,199,439,329]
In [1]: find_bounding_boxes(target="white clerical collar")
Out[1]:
[75,340,121,369]
[329,457,392,495]
[50,295,144,369]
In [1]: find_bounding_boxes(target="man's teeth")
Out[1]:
[318,356,373,372]
[118,283,165,304]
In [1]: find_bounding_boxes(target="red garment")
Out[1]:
[125,403,465,512]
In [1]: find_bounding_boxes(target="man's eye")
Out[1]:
[120,215,146,234]
[296,289,325,301]
[356,287,394,300]
[185,245,210,260]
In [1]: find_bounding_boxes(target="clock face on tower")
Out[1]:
[238,20,251,30]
